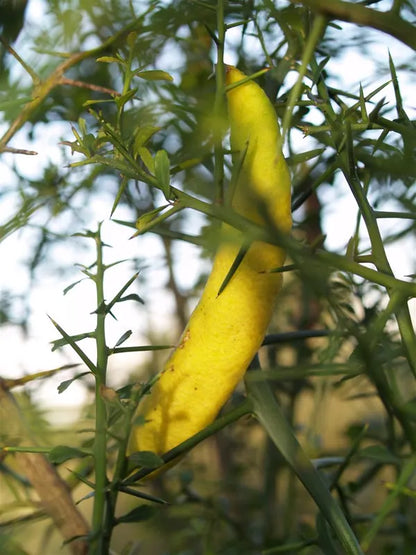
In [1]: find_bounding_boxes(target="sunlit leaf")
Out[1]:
[154,149,171,199]
[48,445,90,464]
[135,69,173,81]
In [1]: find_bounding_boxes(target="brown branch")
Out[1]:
[0,379,89,554]
[0,16,144,150]
[0,146,38,155]
[292,0,416,50]
[60,77,121,97]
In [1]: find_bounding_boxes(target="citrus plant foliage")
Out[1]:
[0,1,415,554]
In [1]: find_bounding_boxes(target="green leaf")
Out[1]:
[154,149,171,199]
[48,445,90,464]
[57,372,89,394]
[51,331,95,351]
[83,99,114,107]
[110,176,128,217]
[134,205,169,235]
[126,31,137,48]
[135,205,166,231]
[111,219,136,229]
[116,88,138,109]
[115,330,132,347]
[118,293,145,304]
[128,450,164,469]
[133,125,161,154]
[135,69,173,82]
[137,146,155,173]
[311,55,330,87]
[48,316,97,374]
[116,504,156,524]
[358,445,400,464]
[63,278,86,295]
[288,148,325,164]
[171,157,202,174]
[97,55,124,65]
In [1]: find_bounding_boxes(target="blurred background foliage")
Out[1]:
[0,0,415,554]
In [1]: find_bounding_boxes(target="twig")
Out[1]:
[60,77,121,97]
[0,146,38,155]
[0,379,89,554]
[0,16,144,150]
[292,0,416,50]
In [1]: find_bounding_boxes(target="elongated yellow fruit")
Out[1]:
[129,66,291,456]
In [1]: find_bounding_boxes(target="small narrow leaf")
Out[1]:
[127,31,137,48]
[57,372,89,394]
[116,504,156,524]
[48,316,97,373]
[358,445,400,464]
[312,56,330,87]
[128,450,164,469]
[115,330,133,347]
[171,157,202,174]
[154,149,171,199]
[137,146,155,173]
[48,445,90,464]
[83,99,114,107]
[288,148,325,164]
[133,125,161,153]
[116,88,138,108]
[135,205,168,233]
[110,176,129,217]
[63,278,86,295]
[132,204,181,237]
[135,69,173,82]
[97,56,123,64]
[51,331,94,351]
[118,293,145,304]
[111,218,136,229]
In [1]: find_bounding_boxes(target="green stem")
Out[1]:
[102,406,133,549]
[214,0,226,205]
[302,248,416,298]
[374,211,416,220]
[281,14,327,144]
[90,224,110,554]
[339,127,416,380]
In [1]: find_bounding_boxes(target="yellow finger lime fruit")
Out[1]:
[129,66,292,457]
